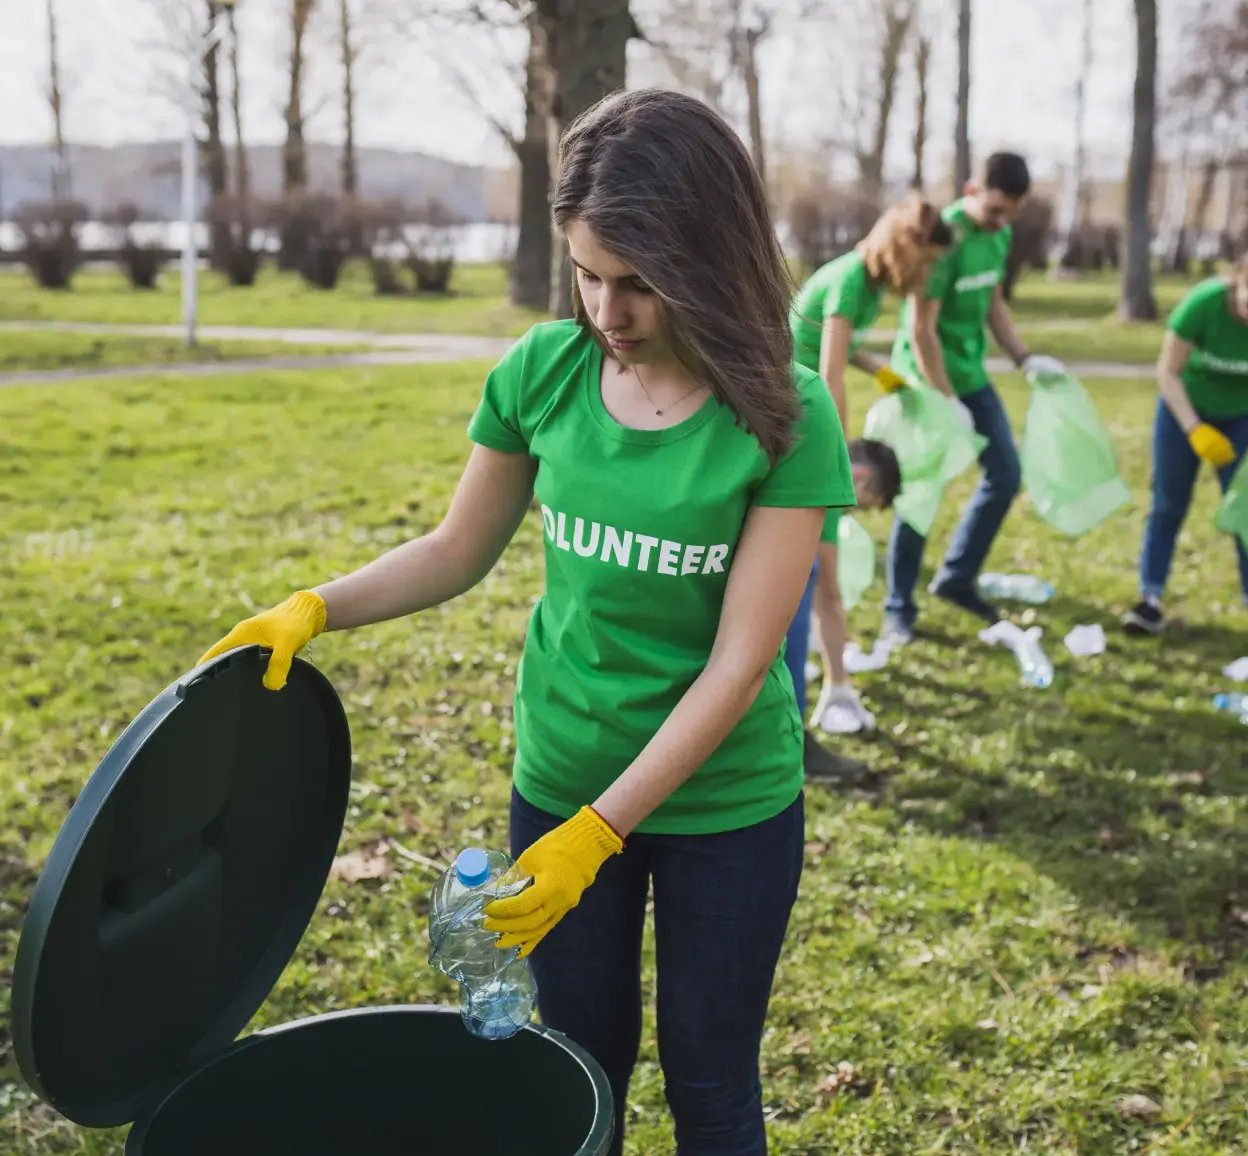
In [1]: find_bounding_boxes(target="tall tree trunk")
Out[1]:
[861,3,913,202]
[46,0,70,201]
[537,0,635,318]
[281,0,316,269]
[1059,0,1093,265]
[954,0,971,189]
[1120,0,1157,320]
[204,2,230,269]
[338,0,358,198]
[742,26,766,186]
[283,0,315,193]
[511,13,552,311]
[227,4,249,205]
[911,31,931,189]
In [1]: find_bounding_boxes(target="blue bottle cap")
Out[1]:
[454,847,491,887]
[1213,693,1231,710]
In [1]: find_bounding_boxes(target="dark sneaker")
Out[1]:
[881,615,915,647]
[928,580,1001,624]
[1122,599,1164,635]
[803,730,869,784]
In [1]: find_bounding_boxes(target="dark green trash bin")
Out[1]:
[11,646,614,1156]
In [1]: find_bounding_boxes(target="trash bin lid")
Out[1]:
[10,646,351,1129]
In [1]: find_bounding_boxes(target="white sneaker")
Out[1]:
[813,682,876,735]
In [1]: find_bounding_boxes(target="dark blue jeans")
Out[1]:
[886,382,1021,625]
[1140,401,1248,600]
[511,788,805,1156]
[782,563,819,714]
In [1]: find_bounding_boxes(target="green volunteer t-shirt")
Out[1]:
[892,199,1011,396]
[1168,278,1248,418]
[467,320,854,835]
[790,250,883,374]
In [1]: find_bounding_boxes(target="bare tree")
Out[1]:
[643,1,732,111]
[414,0,551,309]
[1170,0,1248,266]
[226,3,249,203]
[911,24,932,189]
[954,0,971,189]
[285,0,317,195]
[45,0,70,200]
[729,5,770,183]
[202,2,231,265]
[1057,0,1094,264]
[338,0,359,196]
[1120,0,1158,320]
[859,1,914,198]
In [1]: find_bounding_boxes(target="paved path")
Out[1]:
[0,317,1147,389]
[0,318,495,350]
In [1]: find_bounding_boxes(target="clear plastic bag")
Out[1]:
[864,385,986,536]
[1214,454,1248,550]
[1020,368,1131,537]
[836,514,876,611]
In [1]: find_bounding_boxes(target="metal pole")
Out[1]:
[182,2,239,347]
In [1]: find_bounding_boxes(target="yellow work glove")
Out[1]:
[482,805,624,958]
[197,590,327,691]
[1188,423,1237,469]
[874,366,907,394]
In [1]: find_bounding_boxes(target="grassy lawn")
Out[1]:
[0,264,1203,348]
[0,329,373,373]
[2,345,1245,1153]
[0,262,544,337]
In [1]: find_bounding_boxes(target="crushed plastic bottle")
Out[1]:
[979,621,1054,689]
[428,847,537,1040]
[977,572,1055,604]
[1014,627,1055,689]
[1212,692,1248,723]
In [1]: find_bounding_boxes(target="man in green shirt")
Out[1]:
[885,152,1064,641]
[1125,257,1248,633]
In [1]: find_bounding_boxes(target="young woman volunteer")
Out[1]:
[784,197,951,763]
[1125,253,1248,634]
[200,89,852,1156]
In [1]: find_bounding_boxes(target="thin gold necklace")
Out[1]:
[633,368,706,416]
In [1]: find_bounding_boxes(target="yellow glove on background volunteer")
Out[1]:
[198,590,327,691]
[483,805,624,957]
[874,366,907,394]
[1188,423,1237,469]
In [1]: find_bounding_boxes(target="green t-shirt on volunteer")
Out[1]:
[892,199,1012,397]
[1168,278,1248,418]
[789,253,871,544]
[790,250,883,374]
[467,320,854,835]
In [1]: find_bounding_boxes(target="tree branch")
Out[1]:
[442,58,521,153]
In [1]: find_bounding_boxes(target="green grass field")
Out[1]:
[0,262,544,337]
[0,329,371,373]
[2,339,1245,1153]
[0,263,1197,348]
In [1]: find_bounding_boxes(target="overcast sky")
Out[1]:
[0,0,1192,179]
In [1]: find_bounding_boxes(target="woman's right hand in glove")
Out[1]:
[198,590,327,691]
[1188,423,1237,469]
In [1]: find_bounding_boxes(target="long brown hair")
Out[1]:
[858,195,953,294]
[552,89,799,462]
